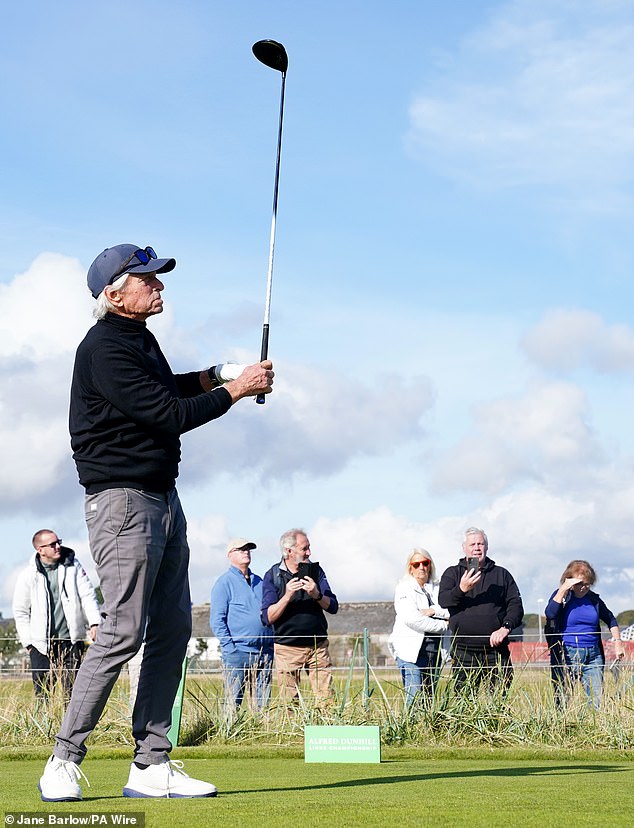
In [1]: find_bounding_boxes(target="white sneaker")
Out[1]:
[123,760,217,798]
[39,755,88,802]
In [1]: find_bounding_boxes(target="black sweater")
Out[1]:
[69,313,232,493]
[438,557,524,651]
[261,564,339,646]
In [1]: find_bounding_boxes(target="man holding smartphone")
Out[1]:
[439,527,523,691]
[261,529,338,702]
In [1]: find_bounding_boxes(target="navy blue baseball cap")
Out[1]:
[87,244,176,298]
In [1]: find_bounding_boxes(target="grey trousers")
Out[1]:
[54,488,192,765]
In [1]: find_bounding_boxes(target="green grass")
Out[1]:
[2,666,634,751]
[2,751,634,827]
[3,664,633,824]
[177,665,634,750]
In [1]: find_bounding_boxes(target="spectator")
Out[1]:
[545,560,625,708]
[13,530,100,702]
[210,538,273,713]
[544,614,565,709]
[261,529,338,702]
[388,549,448,708]
[438,527,523,692]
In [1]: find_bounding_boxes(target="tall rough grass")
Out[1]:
[1,662,632,751]
[0,677,134,749]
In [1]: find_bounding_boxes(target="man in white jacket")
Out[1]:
[13,530,100,701]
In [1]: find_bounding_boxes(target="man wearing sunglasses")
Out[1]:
[39,243,273,802]
[438,527,523,692]
[13,530,100,702]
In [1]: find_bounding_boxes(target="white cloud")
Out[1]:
[406,0,634,202]
[182,514,233,606]
[8,493,632,628]
[311,508,466,599]
[0,253,93,358]
[522,308,634,373]
[431,380,601,494]
[244,496,633,622]
[181,364,434,484]
[307,494,634,617]
[0,255,93,507]
[0,254,435,512]
[4,253,633,622]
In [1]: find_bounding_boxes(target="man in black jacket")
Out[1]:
[261,529,338,702]
[438,527,523,692]
[39,243,273,803]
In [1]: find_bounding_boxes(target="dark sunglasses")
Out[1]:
[113,246,158,280]
[411,559,431,568]
[40,539,62,549]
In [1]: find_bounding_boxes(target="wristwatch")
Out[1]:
[502,622,513,631]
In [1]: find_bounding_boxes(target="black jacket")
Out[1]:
[70,313,232,492]
[261,564,338,646]
[438,557,524,651]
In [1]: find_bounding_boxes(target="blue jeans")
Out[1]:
[396,637,441,708]
[222,650,273,710]
[563,642,604,709]
[55,488,192,765]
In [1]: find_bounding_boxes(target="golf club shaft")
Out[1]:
[257,69,286,404]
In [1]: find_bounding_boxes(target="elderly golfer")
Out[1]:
[38,243,273,802]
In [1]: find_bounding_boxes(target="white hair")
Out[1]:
[93,273,130,319]
[279,528,307,559]
[463,526,488,549]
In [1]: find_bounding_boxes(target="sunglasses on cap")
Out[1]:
[113,246,158,279]
[411,559,431,568]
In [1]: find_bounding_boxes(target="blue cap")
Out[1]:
[87,244,176,298]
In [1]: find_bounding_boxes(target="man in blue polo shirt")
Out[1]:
[210,538,273,712]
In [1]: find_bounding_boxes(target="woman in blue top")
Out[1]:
[545,560,625,708]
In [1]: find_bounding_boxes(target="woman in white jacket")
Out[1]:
[388,549,449,709]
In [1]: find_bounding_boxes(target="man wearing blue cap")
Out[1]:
[38,244,273,802]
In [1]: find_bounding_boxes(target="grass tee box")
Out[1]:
[304,725,381,763]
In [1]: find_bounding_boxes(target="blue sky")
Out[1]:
[2,0,634,622]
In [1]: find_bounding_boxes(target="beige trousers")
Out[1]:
[274,640,333,701]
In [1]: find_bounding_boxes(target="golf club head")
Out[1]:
[252,39,288,73]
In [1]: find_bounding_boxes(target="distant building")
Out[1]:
[622,624,634,642]
[194,601,395,668]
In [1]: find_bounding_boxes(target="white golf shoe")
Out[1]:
[39,755,88,802]
[123,759,217,798]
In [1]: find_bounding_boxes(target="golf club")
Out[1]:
[252,39,288,404]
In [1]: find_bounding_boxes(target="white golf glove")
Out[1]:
[213,362,247,383]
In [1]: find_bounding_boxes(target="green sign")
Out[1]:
[167,656,188,748]
[304,725,381,763]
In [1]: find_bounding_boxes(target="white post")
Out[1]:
[537,598,545,643]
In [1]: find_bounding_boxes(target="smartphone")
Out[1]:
[466,557,479,575]
[297,561,320,582]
